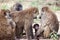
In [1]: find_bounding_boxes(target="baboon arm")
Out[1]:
[36,27,44,36]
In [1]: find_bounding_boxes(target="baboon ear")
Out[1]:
[42,7,48,12]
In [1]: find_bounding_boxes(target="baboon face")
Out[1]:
[4,10,11,19]
[33,24,39,33]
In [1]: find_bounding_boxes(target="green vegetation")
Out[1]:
[51,6,60,11]
[49,32,58,40]
[1,4,9,9]
[30,1,38,7]
[1,4,6,9]
[19,0,24,2]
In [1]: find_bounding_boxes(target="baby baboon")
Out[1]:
[33,24,39,35]
[33,24,39,39]
[36,6,59,38]
[10,7,39,40]
[0,9,15,40]
[11,3,22,11]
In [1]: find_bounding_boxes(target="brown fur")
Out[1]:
[43,26,50,38]
[0,9,15,40]
[36,6,59,38]
[10,7,39,40]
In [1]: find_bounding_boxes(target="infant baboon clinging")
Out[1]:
[36,6,59,39]
[0,9,15,40]
[10,7,39,40]
[33,24,39,35]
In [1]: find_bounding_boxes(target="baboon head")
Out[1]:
[39,6,52,19]
[41,6,49,12]
[31,7,39,18]
[11,3,23,11]
[0,9,16,29]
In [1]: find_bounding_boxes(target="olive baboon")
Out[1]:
[11,3,22,11]
[0,9,15,40]
[10,7,39,40]
[36,6,59,38]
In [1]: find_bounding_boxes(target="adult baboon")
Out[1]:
[36,6,59,38]
[10,7,39,40]
[0,9,15,40]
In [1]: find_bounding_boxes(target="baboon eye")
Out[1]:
[33,17,37,19]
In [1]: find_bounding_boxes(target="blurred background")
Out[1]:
[0,0,60,10]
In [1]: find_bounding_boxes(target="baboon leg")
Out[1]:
[30,25,34,39]
[25,26,33,40]
[34,26,44,40]
[43,26,50,38]
[36,27,44,36]
[15,23,23,39]
[24,20,33,40]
